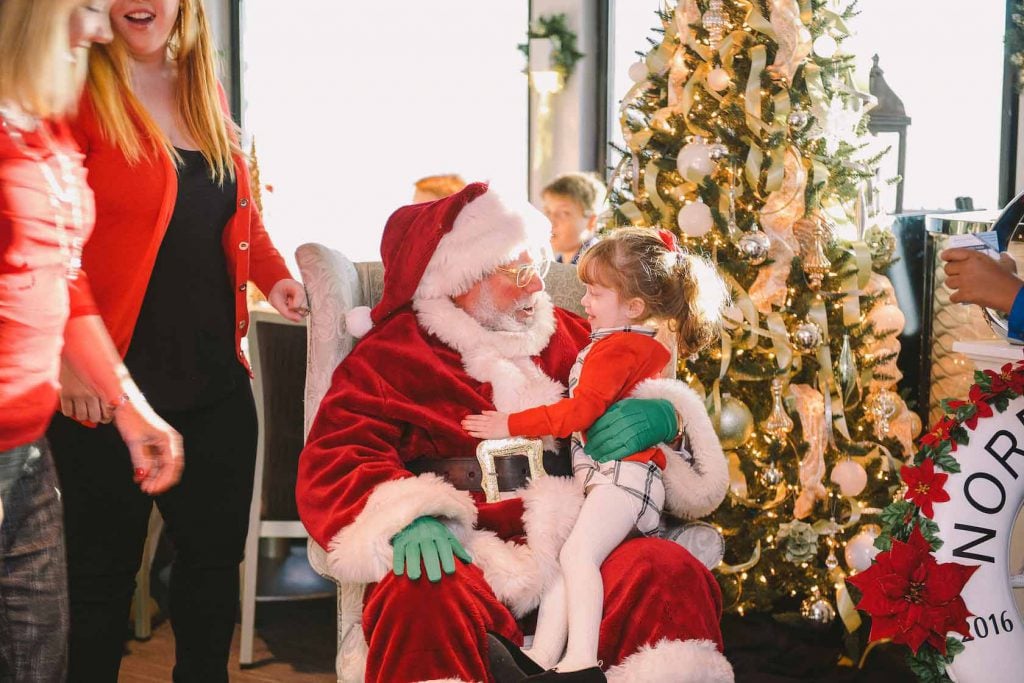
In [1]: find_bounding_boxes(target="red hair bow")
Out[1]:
[656,229,681,252]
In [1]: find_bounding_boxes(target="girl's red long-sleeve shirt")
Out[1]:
[507,331,671,468]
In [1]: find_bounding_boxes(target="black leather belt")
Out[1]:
[406,451,571,493]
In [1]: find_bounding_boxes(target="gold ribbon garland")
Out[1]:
[644,160,670,216]
[744,45,768,137]
[766,312,794,372]
[718,541,763,575]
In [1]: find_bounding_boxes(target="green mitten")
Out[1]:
[584,398,678,463]
[391,516,472,582]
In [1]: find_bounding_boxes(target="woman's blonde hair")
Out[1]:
[578,228,729,355]
[0,0,89,118]
[86,0,237,181]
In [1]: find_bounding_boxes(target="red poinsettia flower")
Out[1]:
[986,362,1024,395]
[919,416,956,449]
[900,459,950,518]
[946,386,994,430]
[847,526,977,654]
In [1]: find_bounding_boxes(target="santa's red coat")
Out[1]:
[297,295,733,682]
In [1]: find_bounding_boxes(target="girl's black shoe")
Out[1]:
[524,666,607,682]
[486,631,545,682]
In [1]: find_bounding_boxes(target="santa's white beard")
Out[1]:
[472,281,540,334]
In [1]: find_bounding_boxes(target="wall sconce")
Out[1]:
[528,37,563,95]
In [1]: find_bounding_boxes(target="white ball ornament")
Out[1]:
[677,199,714,237]
[707,67,731,92]
[845,524,882,573]
[813,34,838,59]
[628,61,649,83]
[676,139,715,180]
[830,458,867,497]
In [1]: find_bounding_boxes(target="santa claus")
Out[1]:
[297,182,733,682]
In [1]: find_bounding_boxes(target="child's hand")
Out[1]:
[462,410,511,439]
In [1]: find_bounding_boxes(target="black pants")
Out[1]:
[48,383,257,683]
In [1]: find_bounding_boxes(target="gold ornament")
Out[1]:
[801,215,832,290]
[762,377,794,439]
[712,394,755,450]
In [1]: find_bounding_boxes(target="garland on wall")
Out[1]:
[518,13,584,83]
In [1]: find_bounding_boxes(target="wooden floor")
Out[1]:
[118,599,336,683]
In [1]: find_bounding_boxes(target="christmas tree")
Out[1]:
[607,0,920,625]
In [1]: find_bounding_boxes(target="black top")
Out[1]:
[125,148,244,412]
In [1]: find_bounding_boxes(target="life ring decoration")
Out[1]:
[847,360,1024,682]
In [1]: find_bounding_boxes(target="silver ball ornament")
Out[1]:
[801,597,836,626]
[712,394,754,450]
[708,142,729,160]
[737,229,771,265]
[787,109,809,129]
[792,322,823,353]
[760,464,784,487]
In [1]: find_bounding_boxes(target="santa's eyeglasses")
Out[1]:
[494,259,551,288]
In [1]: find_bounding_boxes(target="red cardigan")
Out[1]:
[67,88,292,372]
[508,331,670,468]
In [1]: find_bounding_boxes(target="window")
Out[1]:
[240,1,530,267]
[606,0,1007,213]
[607,1,663,165]
[846,0,1006,212]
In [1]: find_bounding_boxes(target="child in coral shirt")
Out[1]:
[463,228,728,679]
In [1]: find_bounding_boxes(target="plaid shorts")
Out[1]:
[571,436,665,536]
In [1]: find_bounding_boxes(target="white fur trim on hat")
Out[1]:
[630,378,729,519]
[415,188,551,300]
[606,638,734,683]
[344,306,374,338]
[467,474,584,616]
[326,474,478,585]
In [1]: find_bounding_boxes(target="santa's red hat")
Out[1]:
[345,182,551,337]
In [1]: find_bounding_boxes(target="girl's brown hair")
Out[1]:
[85,0,238,182]
[577,228,729,354]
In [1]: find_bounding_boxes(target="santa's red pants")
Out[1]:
[362,537,724,683]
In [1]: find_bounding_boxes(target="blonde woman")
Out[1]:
[0,1,183,680]
[45,1,306,680]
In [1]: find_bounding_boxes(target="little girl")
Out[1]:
[463,227,728,680]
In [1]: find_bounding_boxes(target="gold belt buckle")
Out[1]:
[474,437,546,503]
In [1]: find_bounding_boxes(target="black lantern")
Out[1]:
[868,55,912,213]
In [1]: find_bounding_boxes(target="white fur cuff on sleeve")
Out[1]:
[631,378,729,519]
[326,474,478,585]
